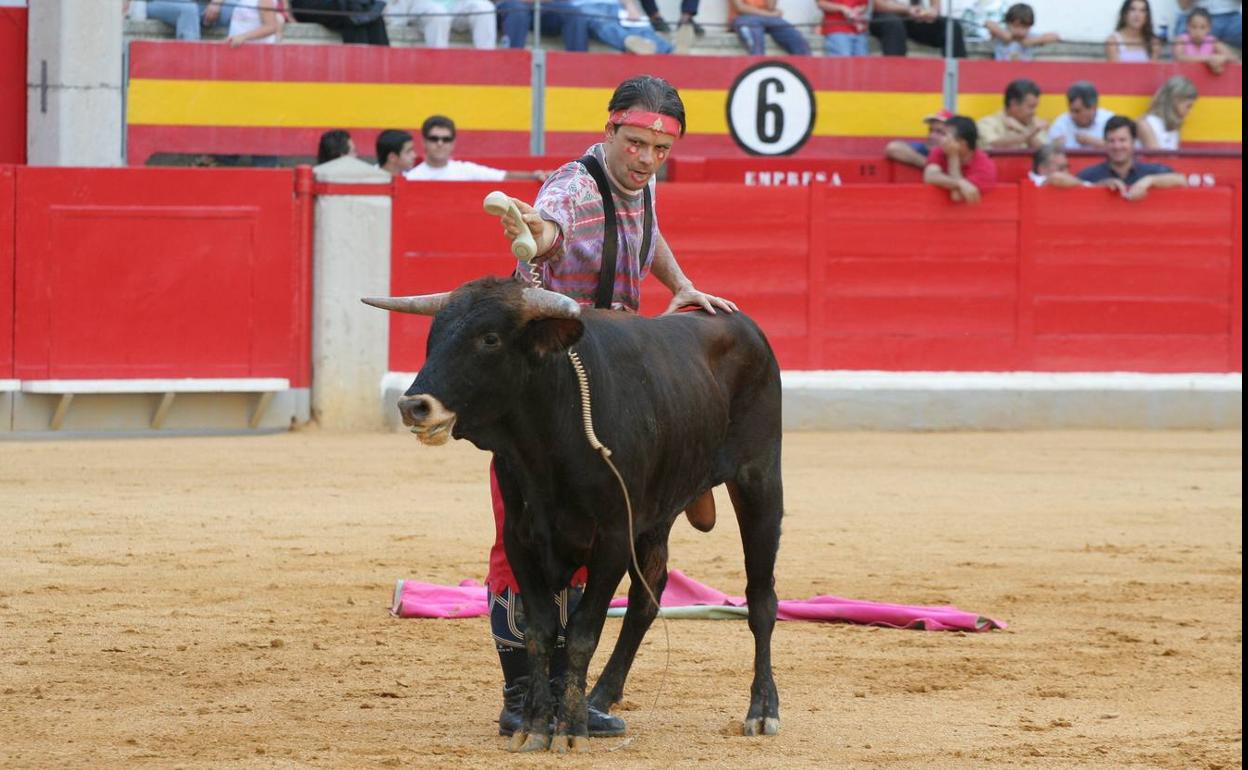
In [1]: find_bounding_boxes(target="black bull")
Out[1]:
[365,277,784,752]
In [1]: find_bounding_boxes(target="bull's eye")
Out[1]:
[481,332,502,349]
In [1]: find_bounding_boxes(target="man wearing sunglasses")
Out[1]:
[405,115,547,182]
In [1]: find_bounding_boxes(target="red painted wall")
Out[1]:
[0,8,26,165]
[12,167,310,385]
[390,181,1242,374]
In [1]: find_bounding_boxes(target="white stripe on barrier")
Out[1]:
[22,378,291,394]
[780,371,1243,392]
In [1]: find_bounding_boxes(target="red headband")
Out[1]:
[608,109,680,136]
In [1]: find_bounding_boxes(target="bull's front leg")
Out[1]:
[552,551,629,753]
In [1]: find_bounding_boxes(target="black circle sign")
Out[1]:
[725,61,816,156]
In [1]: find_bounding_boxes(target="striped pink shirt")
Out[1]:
[519,144,659,312]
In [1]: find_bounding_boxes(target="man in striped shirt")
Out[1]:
[489,75,735,739]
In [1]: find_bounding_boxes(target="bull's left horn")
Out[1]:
[361,293,452,315]
[519,287,582,321]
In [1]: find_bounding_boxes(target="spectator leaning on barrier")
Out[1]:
[1138,75,1199,151]
[405,116,549,181]
[290,0,390,44]
[1028,144,1085,188]
[1174,0,1242,50]
[923,115,997,205]
[1076,115,1187,201]
[1106,0,1160,62]
[817,0,870,57]
[1048,81,1115,151]
[869,0,967,58]
[1174,9,1236,73]
[985,3,1060,61]
[385,0,497,48]
[978,78,1048,151]
[884,108,952,168]
[376,129,417,176]
[729,0,812,56]
[317,130,358,164]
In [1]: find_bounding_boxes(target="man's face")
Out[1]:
[423,128,455,166]
[1008,93,1039,124]
[602,123,676,193]
[1105,126,1134,165]
[395,140,417,173]
[1039,152,1069,176]
[1069,97,1096,129]
[925,120,948,147]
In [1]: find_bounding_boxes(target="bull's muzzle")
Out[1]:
[398,394,457,445]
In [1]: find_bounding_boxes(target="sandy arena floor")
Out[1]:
[0,430,1241,770]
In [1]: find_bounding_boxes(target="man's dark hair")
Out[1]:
[1032,143,1062,173]
[1004,3,1035,26]
[375,129,413,166]
[1103,114,1137,139]
[1066,80,1099,108]
[421,115,456,140]
[607,75,687,137]
[946,115,978,150]
[1004,78,1041,108]
[317,129,352,165]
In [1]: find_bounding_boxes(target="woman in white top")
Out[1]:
[1138,75,1199,151]
[228,0,282,46]
[1105,0,1161,61]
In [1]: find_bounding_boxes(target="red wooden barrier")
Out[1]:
[0,165,14,378]
[13,167,309,384]
[0,8,25,165]
[389,180,1242,374]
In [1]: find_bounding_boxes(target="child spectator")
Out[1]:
[730,0,813,56]
[1174,8,1235,74]
[817,0,870,57]
[1106,0,1160,61]
[1138,75,1199,151]
[884,108,951,168]
[985,3,1059,60]
[1174,0,1242,50]
[923,115,997,205]
[317,130,357,165]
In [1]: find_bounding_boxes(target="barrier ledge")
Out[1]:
[382,371,1241,432]
[782,371,1242,431]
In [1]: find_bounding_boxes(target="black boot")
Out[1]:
[497,646,528,736]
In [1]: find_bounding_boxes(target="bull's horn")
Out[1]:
[361,293,452,315]
[520,287,582,321]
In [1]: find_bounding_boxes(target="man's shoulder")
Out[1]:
[1135,161,1174,175]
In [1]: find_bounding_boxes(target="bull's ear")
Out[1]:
[521,317,584,357]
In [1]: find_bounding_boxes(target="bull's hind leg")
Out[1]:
[587,525,673,714]
[728,464,783,737]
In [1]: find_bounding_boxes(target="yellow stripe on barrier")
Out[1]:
[956,93,1242,143]
[129,78,1242,143]
[127,79,533,129]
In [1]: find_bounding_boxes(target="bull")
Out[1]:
[364,277,784,751]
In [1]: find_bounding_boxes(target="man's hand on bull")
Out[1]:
[500,198,560,262]
[663,284,739,316]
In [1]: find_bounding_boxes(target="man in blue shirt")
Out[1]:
[1077,116,1187,201]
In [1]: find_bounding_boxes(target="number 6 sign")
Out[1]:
[726,61,816,157]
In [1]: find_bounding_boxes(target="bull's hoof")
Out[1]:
[507,732,528,752]
[514,728,549,753]
[742,717,781,736]
[550,734,591,753]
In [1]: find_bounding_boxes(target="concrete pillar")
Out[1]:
[26,0,124,166]
[311,157,394,430]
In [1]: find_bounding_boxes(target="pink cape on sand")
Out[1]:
[390,569,1005,631]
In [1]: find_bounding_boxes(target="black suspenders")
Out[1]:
[577,154,654,310]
